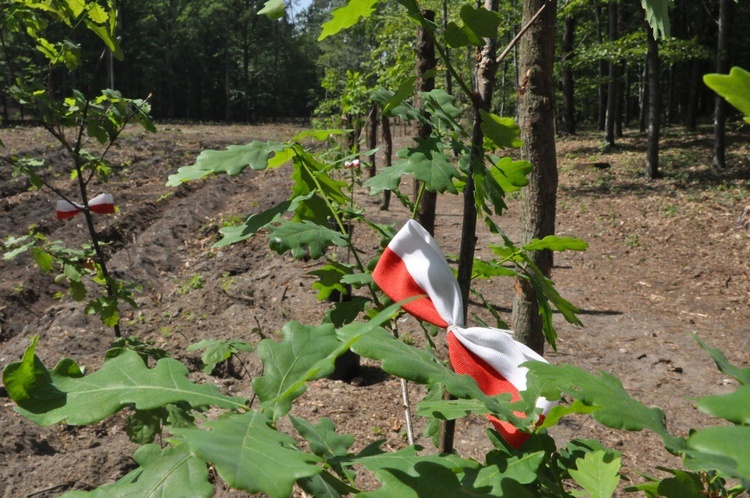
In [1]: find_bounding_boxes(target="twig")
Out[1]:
[26,482,73,497]
[495,2,548,65]
[400,378,415,445]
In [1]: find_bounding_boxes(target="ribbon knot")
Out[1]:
[56,193,115,220]
[373,220,556,448]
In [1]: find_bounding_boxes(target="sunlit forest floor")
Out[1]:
[1,122,748,496]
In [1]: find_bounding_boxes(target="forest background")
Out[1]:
[1,0,750,132]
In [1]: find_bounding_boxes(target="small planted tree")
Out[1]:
[1,0,155,337]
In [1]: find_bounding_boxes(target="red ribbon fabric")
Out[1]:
[56,193,115,220]
[373,220,556,447]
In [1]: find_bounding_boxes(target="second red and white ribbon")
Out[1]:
[373,219,556,448]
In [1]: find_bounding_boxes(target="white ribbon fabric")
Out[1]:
[373,220,556,447]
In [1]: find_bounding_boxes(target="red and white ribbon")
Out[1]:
[373,220,556,447]
[56,193,115,220]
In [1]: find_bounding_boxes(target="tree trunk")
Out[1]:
[367,104,378,178]
[442,0,452,96]
[645,27,661,179]
[413,10,437,235]
[712,0,731,169]
[593,0,607,131]
[560,14,576,135]
[686,58,700,131]
[605,0,618,147]
[446,0,500,456]
[639,62,647,133]
[512,0,558,355]
[380,114,392,210]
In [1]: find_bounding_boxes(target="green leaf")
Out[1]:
[569,449,621,498]
[524,236,588,252]
[252,321,344,420]
[213,198,295,248]
[291,416,354,459]
[363,162,410,195]
[268,220,348,259]
[187,339,254,374]
[174,411,322,498]
[695,385,750,425]
[539,399,600,430]
[480,110,523,149]
[319,0,379,41]
[258,0,286,20]
[309,262,352,300]
[30,247,55,272]
[61,443,212,498]
[421,89,464,134]
[86,4,109,24]
[459,4,501,39]
[298,471,354,498]
[692,333,750,384]
[127,409,163,444]
[397,137,461,194]
[166,141,287,186]
[3,239,33,260]
[292,129,346,141]
[473,450,545,494]
[655,470,703,498]
[3,342,246,426]
[525,362,684,452]
[352,446,482,497]
[324,297,369,327]
[382,76,417,116]
[641,0,671,39]
[444,21,482,48]
[416,398,490,420]
[704,67,750,124]
[686,426,750,480]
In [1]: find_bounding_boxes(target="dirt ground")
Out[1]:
[1,122,748,497]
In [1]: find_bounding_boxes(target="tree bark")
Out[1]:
[380,114,392,210]
[605,0,618,147]
[367,104,378,178]
[645,27,661,179]
[560,14,576,135]
[512,0,558,355]
[712,0,731,169]
[446,0,500,456]
[593,0,607,131]
[413,10,437,235]
[639,61,647,133]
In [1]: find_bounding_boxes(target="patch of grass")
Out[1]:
[179,274,204,294]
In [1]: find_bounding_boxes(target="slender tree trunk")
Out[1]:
[645,27,661,179]
[381,114,392,210]
[686,58,700,131]
[712,0,731,169]
[639,62,647,133]
[593,0,607,131]
[512,0,558,355]
[560,14,576,135]
[623,62,631,128]
[445,0,501,456]
[605,0,618,146]
[413,10,437,235]
[367,104,378,178]
[442,0,452,96]
[224,42,232,121]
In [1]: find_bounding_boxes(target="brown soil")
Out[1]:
[1,123,749,497]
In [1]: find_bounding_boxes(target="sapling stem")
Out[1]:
[401,378,415,445]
